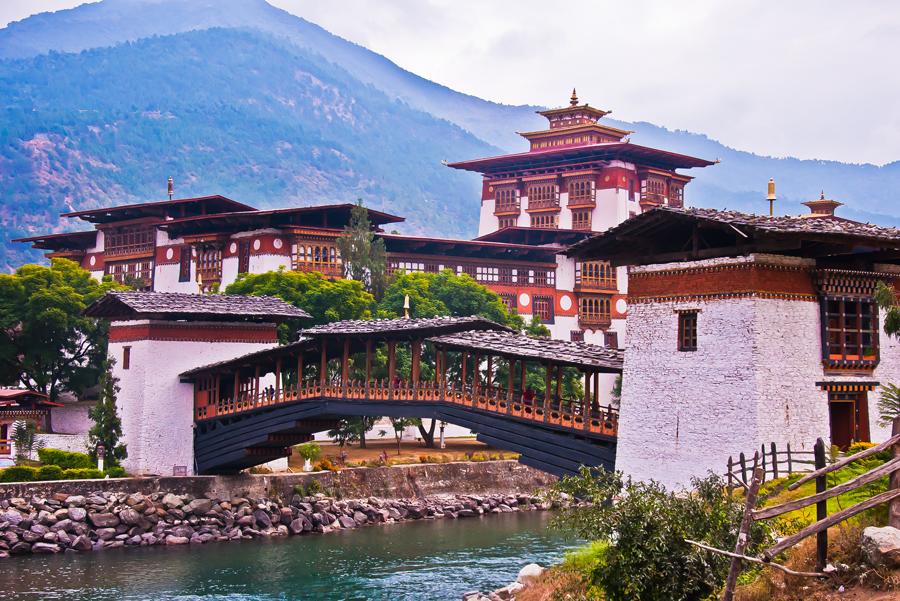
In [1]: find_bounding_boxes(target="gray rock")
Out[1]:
[71,535,93,552]
[162,494,183,509]
[517,563,544,583]
[861,526,900,568]
[0,510,23,526]
[253,509,272,529]
[185,498,213,516]
[338,516,357,529]
[9,542,31,555]
[119,508,142,526]
[68,507,87,522]
[96,528,117,541]
[64,496,85,507]
[165,535,189,545]
[31,542,61,554]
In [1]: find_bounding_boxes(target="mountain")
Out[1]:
[2,0,900,271]
[0,27,497,269]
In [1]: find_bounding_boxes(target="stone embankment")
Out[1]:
[463,563,546,601]
[0,490,551,559]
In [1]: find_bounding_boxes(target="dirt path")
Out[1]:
[287,438,517,469]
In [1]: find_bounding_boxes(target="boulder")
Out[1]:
[516,563,545,584]
[165,535,189,545]
[338,516,357,529]
[64,495,85,507]
[861,526,900,568]
[68,507,87,522]
[162,494,183,509]
[31,542,61,554]
[0,510,23,526]
[119,508,142,526]
[185,498,213,516]
[253,509,273,530]
[88,512,120,528]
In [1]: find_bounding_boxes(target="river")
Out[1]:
[1,511,579,601]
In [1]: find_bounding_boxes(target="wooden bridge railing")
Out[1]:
[195,377,619,438]
[726,442,818,491]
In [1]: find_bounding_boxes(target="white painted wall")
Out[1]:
[49,402,94,435]
[109,322,277,476]
[478,199,498,237]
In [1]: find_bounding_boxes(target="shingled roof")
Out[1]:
[567,206,900,265]
[301,316,513,338]
[429,330,623,372]
[84,292,310,322]
[180,337,315,377]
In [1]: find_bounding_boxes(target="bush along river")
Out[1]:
[0,489,579,600]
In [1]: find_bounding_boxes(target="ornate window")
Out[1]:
[567,179,594,205]
[578,295,610,327]
[570,330,584,342]
[494,187,519,213]
[104,225,155,257]
[678,310,698,351]
[196,246,223,283]
[122,346,131,370]
[498,216,517,229]
[292,241,341,277]
[572,210,592,230]
[106,259,153,289]
[499,293,516,313]
[531,268,556,287]
[476,265,500,283]
[823,297,878,366]
[670,183,684,207]
[527,183,559,210]
[237,240,251,274]
[605,331,619,349]
[178,246,192,282]
[530,213,559,229]
[533,295,554,324]
[576,261,617,289]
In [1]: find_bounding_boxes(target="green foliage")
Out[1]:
[297,442,322,461]
[226,268,373,333]
[105,466,127,478]
[87,361,127,468]
[305,479,324,495]
[336,200,388,300]
[377,269,518,328]
[0,259,124,400]
[875,281,900,338]
[552,468,772,601]
[524,315,550,337]
[877,382,900,428]
[389,417,417,454]
[61,468,104,480]
[0,466,38,482]
[328,416,379,448]
[35,465,64,481]
[37,447,93,469]
[10,420,44,462]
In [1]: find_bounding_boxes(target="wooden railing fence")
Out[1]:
[693,417,900,601]
[726,442,817,491]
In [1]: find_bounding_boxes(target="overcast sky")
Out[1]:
[2,0,898,165]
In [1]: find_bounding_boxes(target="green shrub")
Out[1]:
[297,442,322,461]
[305,479,324,495]
[35,465,64,481]
[552,469,773,601]
[292,484,306,497]
[104,466,127,478]
[846,441,891,462]
[61,468,104,480]
[0,466,39,482]
[37,448,93,469]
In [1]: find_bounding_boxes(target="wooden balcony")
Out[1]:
[493,202,520,216]
[526,198,561,212]
[567,196,596,209]
[575,276,617,292]
[292,262,343,278]
[578,313,612,329]
[195,378,619,439]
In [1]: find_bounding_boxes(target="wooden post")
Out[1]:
[761,444,767,476]
[341,339,350,397]
[461,352,468,392]
[771,442,779,480]
[555,364,562,404]
[254,365,261,400]
[739,452,748,484]
[233,369,240,403]
[486,355,493,391]
[890,417,900,529]
[365,340,373,395]
[319,340,327,387]
[473,353,481,397]
[583,371,591,412]
[507,359,515,399]
[544,363,552,410]
[723,461,763,601]
[411,340,421,387]
[787,442,793,476]
[275,358,282,399]
[814,438,828,571]
[593,371,599,409]
[727,456,734,496]
[296,354,304,390]
[388,341,397,399]
[520,360,527,398]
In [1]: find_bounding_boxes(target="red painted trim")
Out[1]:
[109,322,278,343]
[629,264,817,301]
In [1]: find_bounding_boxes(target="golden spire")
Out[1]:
[570,88,579,106]
[766,178,776,216]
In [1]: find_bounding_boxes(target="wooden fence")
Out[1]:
[726,442,817,490]
[695,417,900,601]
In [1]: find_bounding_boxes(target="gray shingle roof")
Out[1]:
[301,316,512,338]
[429,330,623,372]
[84,292,310,322]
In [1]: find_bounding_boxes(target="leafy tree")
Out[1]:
[11,421,44,463]
[225,268,373,336]
[875,281,900,336]
[328,416,378,449]
[0,258,123,401]
[88,361,128,468]
[877,383,900,427]
[336,200,389,300]
[389,417,417,455]
[552,469,772,601]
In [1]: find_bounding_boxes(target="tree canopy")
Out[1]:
[336,200,388,300]
[0,258,123,401]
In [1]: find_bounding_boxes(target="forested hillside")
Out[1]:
[0,28,496,269]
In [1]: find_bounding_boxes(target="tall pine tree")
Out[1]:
[336,200,388,300]
[88,361,128,468]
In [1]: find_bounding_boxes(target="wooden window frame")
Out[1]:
[533,295,554,324]
[122,346,131,370]
[237,240,251,274]
[178,246,192,282]
[571,209,592,231]
[678,310,698,352]
[527,183,559,210]
[494,187,519,213]
[821,296,879,368]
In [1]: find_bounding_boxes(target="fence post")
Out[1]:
[786,442,793,476]
[771,442,779,480]
[740,452,748,484]
[891,417,900,529]
[761,444,767,476]
[727,456,734,495]
[814,438,828,571]
[724,456,763,601]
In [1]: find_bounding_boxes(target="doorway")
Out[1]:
[828,391,871,450]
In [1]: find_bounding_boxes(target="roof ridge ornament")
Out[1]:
[570,88,579,106]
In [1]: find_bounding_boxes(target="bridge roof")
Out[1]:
[301,316,513,339]
[85,292,311,322]
[180,337,314,377]
[429,330,623,372]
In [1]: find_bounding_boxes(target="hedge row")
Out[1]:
[36,448,94,469]
[0,465,126,483]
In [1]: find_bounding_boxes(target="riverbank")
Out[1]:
[0,460,557,559]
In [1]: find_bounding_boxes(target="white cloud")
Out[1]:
[3,0,898,164]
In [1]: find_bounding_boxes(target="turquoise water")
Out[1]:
[1,511,578,601]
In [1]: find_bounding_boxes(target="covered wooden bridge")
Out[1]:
[183,316,623,476]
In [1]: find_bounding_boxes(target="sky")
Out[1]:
[2,0,899,165]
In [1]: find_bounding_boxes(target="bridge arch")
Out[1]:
[183,317,622,476]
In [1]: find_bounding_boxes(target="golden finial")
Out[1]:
[766,178,776,216]
[820,190,826,200]
[570,88,578,106]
